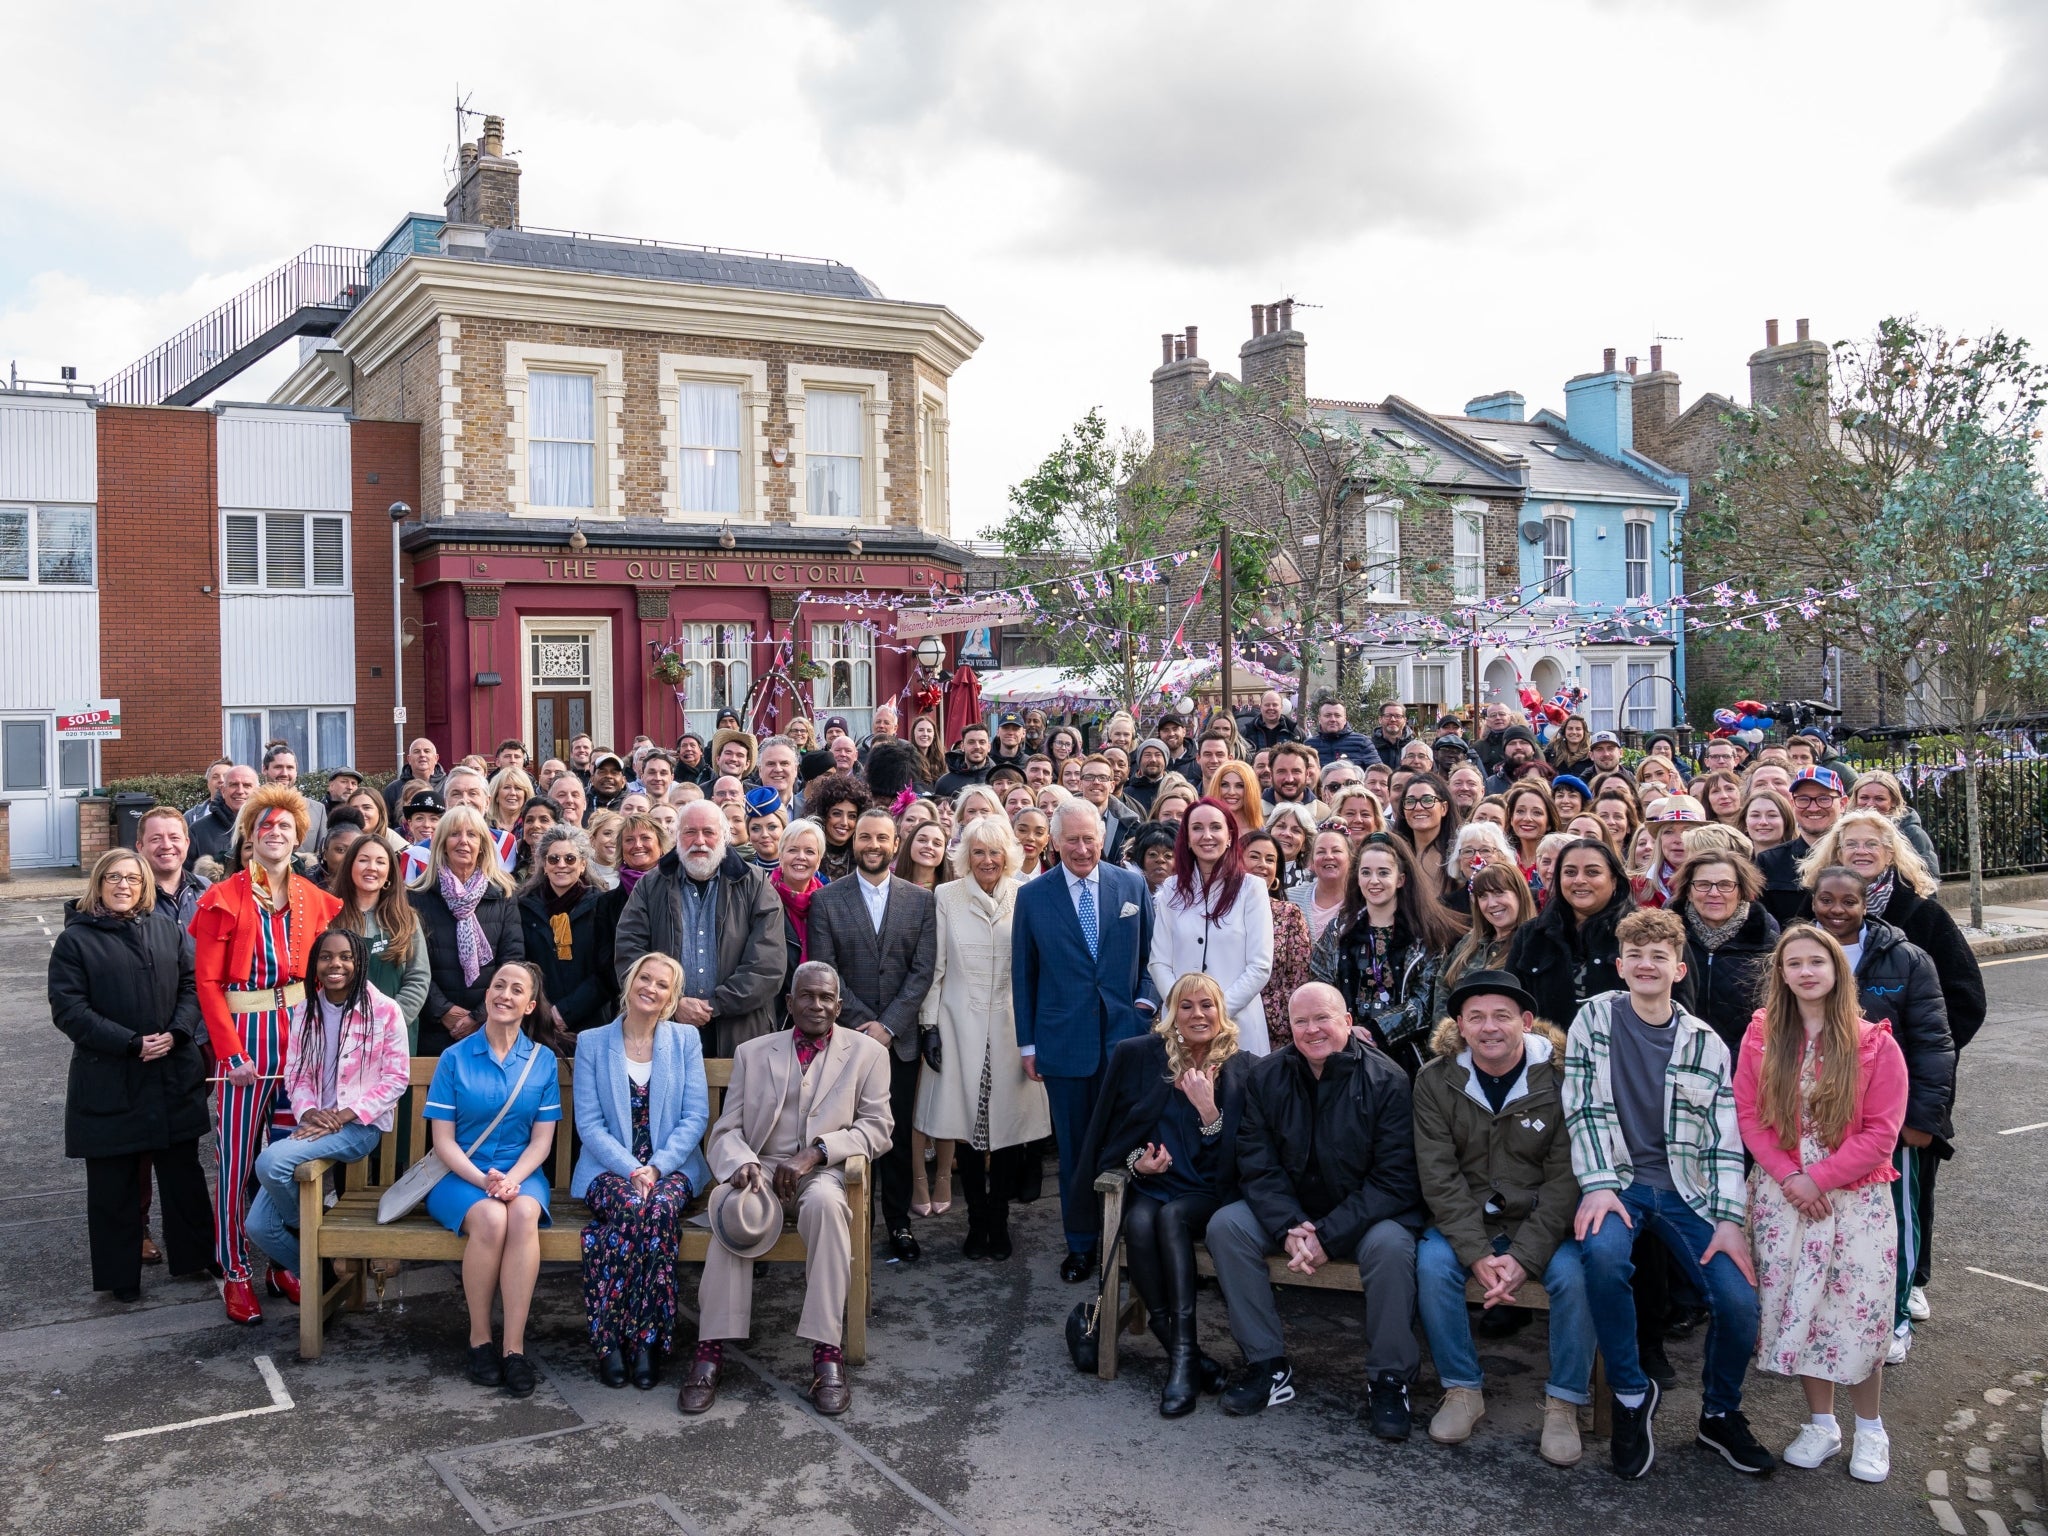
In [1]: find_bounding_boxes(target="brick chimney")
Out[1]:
[1633,342,1682,448]
[1151,323,1211,454]
[1239,299,1306,408]
[445,113,521,230]
[1748,315,1829,414]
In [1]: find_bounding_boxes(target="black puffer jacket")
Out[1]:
[1755,836,1812,925]
[1851,918,1956,1148]
[48,904,210,1159]
[1675,900,1780,1055]
[1881,885,1985,1051]
[1233,1039,1425,1256]
[518,883,615,1036]
[412,881,526,1055]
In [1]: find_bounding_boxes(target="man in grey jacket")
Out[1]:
[806,808,937,1262]
[613,801,786,1057]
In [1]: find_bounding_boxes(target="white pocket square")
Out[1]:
[1119,901,1140,918]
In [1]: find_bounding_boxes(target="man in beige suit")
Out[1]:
[681,961,893,1417]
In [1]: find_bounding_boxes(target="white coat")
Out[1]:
[913,876,1051,1147]
[1148,871,1276,1054]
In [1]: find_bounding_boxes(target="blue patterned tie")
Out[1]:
[1077,878,1099,960]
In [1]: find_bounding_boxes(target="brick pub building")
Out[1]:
[0,114,978,864]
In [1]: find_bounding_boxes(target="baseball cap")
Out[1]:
[998,711,1023,728]
[1649,795,1707,823]
[1590,731,1622,747]
[592,751,625,771]
[1789,766,1845,796]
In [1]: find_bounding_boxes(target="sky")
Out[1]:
[4,0,2047,541]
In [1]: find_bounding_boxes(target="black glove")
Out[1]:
[920,1027,943,1072]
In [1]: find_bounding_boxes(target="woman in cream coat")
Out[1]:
[914,813,1050,1262]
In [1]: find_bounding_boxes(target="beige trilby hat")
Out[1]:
[711,1179,784,1260]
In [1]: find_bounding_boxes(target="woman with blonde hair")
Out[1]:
[1329,782,1385,845]
[410,805,524,1056]
[583,807,624,877]
[953,782,1008,835]
[915,813,1047,1260]
[1735,924,1907,1482]
[1850,769,1940,874]
[1205,759,1265,835]
[1077,971,1252,1416]
[487,766,535,842]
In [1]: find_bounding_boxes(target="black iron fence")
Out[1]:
[1846,739,2048,879]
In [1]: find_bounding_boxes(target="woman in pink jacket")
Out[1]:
[245,927,412,1302]
[1735,921,1908,1485]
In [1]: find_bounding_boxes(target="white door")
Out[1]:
[1,715,88,868]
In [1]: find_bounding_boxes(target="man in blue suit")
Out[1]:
[1013,798,1157,1281]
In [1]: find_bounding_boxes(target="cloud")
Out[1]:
[794,0,1517,263]
[1898,0,2048,205]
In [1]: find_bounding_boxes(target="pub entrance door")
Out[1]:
[533,691,592,765]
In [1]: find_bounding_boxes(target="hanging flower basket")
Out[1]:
[651,652,686,686]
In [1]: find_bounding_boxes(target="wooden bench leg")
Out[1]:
[1591,1349,1611,1437]
[298,1171,325,1360]
[845,1169,870,1366]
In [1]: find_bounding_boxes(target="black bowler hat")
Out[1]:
[1446,969,1538,1019]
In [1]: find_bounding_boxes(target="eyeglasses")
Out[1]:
[1690,878,1740,895]
[102,872,144,887]
[1790,794,1837,808]
[1403,795,1441,809]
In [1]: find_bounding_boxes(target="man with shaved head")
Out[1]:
[1204,982,1427,1439]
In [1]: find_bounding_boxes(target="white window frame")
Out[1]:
[918,383,950,535]
[225,707,353,772]
[504,342,625,518]
[1624,515,1652,601]
[787,363,891,526]
[1362,497,1401,601]
[676,623,754,739]
[1451,498,1485,602]
[1625,660,1659,732]
[0,502,96,588]
[658,354,770,522]
[1412,663,1447,714]
[1586,661,1615,736]
[1541,509,1574,600]
[809,621,876,735]
[221,510,350,592]
[518,616,615,754]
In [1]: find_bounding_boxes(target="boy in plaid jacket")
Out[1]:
[1562,908,1773,1482]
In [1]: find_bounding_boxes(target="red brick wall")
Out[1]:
[96,406,220,778]
[350,419,421,774]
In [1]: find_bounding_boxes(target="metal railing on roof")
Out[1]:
[507,224,849,270]
[100,244,377,407]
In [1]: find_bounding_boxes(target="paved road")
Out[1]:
[1,895,2041,1535]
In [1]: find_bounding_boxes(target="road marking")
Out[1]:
[1968,1267,2048,1296]
[1983,953,2048,967]
[102,1355,292,1441]
[1999,1122,2048,1136]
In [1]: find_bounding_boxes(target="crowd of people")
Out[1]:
[48,687,1977,1478]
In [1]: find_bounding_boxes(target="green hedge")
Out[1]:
[103,771,392,809]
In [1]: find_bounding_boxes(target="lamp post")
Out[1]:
[917,635,947,746]
[389,502,411,776]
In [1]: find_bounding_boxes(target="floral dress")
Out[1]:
[1749,1046,1899,1384]
[581,1077,696,1357]
[1262,896,1312,1049]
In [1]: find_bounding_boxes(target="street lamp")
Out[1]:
[916,635,945,670]
[389,502,411,775]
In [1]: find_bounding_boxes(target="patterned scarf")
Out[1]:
[1864,868,1897,919]
[1684,900,1749,953]
[772,867,821,962]
[438,864,494,985]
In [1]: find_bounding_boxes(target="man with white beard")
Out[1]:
[612,800,786,1056]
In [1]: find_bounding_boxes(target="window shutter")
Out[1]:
[266,514,305,588]
[225,515,260,586]
[312,517,346,588]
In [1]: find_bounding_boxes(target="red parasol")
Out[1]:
[943,663,983,747]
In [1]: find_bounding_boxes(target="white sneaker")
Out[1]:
[1885,1324,1913,1366]
[1908,1286,1931,1322]
[1849,1423,1891,1482]
[1783,1421,1843,1468]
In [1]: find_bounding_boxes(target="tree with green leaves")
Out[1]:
[1196,380,1448,723]
[991,409,1217,709]
[1851,419,2048,926]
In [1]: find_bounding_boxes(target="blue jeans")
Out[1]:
[1578,1182,1758,1416]
[247,1119,383,1277]
[1415,1227,1595,1405]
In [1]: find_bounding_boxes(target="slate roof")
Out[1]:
[1433,415,1679,503]
[456,227,889,301]
[1306,397,1523,493]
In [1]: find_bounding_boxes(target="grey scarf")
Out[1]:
[1684,901,1749,953]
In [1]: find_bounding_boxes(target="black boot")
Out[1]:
[959,1148,992,1258]
[986,1198,1013,1261]
[1157,1210,1202,1418]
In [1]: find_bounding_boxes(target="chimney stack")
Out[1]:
[1240,297,1307,407]
[1650,344,1663,372]
[1161,334,1175,366]
[1278,299,1294,332]
[444,111,522,230]
[1765,318,1780,348]
[1750,315,1829,412]
[1626,355,1639,376]
[1602,347,1617,372]
[1250,304,1265,339]
[1185,325,1199,360]
[1796,317,1810,342]
[1173,337,1186,361]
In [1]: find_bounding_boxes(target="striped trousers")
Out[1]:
[214,1008,288,1282]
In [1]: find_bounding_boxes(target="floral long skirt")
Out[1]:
[581,1172,695,1356]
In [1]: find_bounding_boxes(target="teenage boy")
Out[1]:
[1563,908,1772,1482]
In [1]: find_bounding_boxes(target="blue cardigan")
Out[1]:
[570,1019,713,1199]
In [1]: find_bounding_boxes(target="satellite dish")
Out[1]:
[1519,519,1547,544]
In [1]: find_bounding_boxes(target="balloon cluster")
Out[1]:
[1518,683,1587,743]
[1710,699,1777,740]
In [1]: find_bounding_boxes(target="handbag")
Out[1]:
[377,1037,542,1224]
[1062,1201,1126,1373]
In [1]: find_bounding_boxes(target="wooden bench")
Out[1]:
[1093,1169,1608,1433]
[294,1056,871,1364]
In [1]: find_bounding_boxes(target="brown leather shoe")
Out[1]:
[809,1358,851,1416]
[677,1358,721,1415]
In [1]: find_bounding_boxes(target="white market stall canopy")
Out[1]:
[974,657,1295,712]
